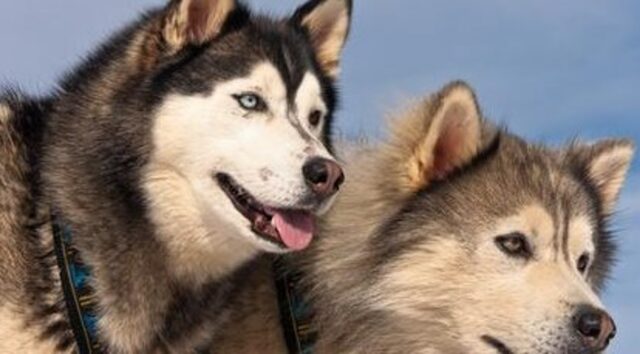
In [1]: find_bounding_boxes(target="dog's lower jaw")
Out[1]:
[171,229,260,286]
[143,168,262,285]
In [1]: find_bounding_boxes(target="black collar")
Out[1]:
[52,214,103,354]
[274,258,318,354]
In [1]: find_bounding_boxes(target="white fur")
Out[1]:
[144,62,336,283]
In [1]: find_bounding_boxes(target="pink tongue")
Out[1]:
[271,210,315,251]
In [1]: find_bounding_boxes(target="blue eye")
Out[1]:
[234,93,266,111]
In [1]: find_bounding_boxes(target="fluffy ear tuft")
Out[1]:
[293,0,352,79]
[388,81,484,193]
[575,140,634,214]
[163,0,236,50]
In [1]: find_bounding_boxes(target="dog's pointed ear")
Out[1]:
[163,0,236,50]
[572,140,634,214]
[292,0,352,79]
[388,81,484,193]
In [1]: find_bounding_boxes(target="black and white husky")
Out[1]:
[0,0,352,352]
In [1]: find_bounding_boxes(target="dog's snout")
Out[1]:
[302,158,344,198]
[574,305,616,351]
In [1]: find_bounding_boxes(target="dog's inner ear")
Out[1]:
[576,140,634,214]
[405,83,483,191]
[293,0,352,79]
[163,0,236,50]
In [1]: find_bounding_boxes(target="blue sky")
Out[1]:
[1,0,638,351]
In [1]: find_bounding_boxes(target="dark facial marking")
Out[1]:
[578,253,590,274]
[561,200,572,266]
[289,112,315,143]
[481,335,515,354]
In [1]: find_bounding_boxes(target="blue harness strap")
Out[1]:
[52,215,103,354]
[274,258,317,354]
[52,220,318,354]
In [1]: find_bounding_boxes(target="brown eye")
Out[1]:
[495,233,532,259]
[309,110,322,127]
[577,253,590,274]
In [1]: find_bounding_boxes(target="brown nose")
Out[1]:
[302,158,344,199]
[574,305,616,351]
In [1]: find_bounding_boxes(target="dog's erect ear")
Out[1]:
[572,140,634,214]
[292,0,352,79]
[388,81,483,193]
[163,0,236,50]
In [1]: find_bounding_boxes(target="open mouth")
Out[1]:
[216,173,315,251]
[482,336,514,354]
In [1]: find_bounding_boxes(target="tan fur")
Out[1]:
[163,0,235,49]
[585,143,634,214]
[143,164,258,285]
[405,85,481,190]
[0,306,66,354]
[0,103,10,124]
[300,0,351,78]
[211,258,287,353]
[380,204,603,351]
[380,81,485,197]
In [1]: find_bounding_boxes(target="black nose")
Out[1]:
[574,305,616,351]
[302,158,344,199]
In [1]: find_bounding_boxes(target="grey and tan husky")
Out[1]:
[213,81,634,354]
[0,0,352,352]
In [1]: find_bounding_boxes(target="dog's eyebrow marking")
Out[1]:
[551,203,561,260]
[561,202,572,265]
[283,44,295,87]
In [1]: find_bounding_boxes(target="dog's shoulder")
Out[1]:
[0,90,30,227]
[0,90,49,295]
[0,89,48,205]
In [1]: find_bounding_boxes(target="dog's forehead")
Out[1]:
[156,18,332,105]
[395,139,602,244]
[449,140,603,255]
[244,61,324,107]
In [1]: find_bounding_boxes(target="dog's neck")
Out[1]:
[31,203,253,353]
[33,166,253,353]
[289,146,417,352]
[142,166,260,285]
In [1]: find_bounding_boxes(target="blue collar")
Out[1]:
[52,214,103,354]
[274,258,317,354]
